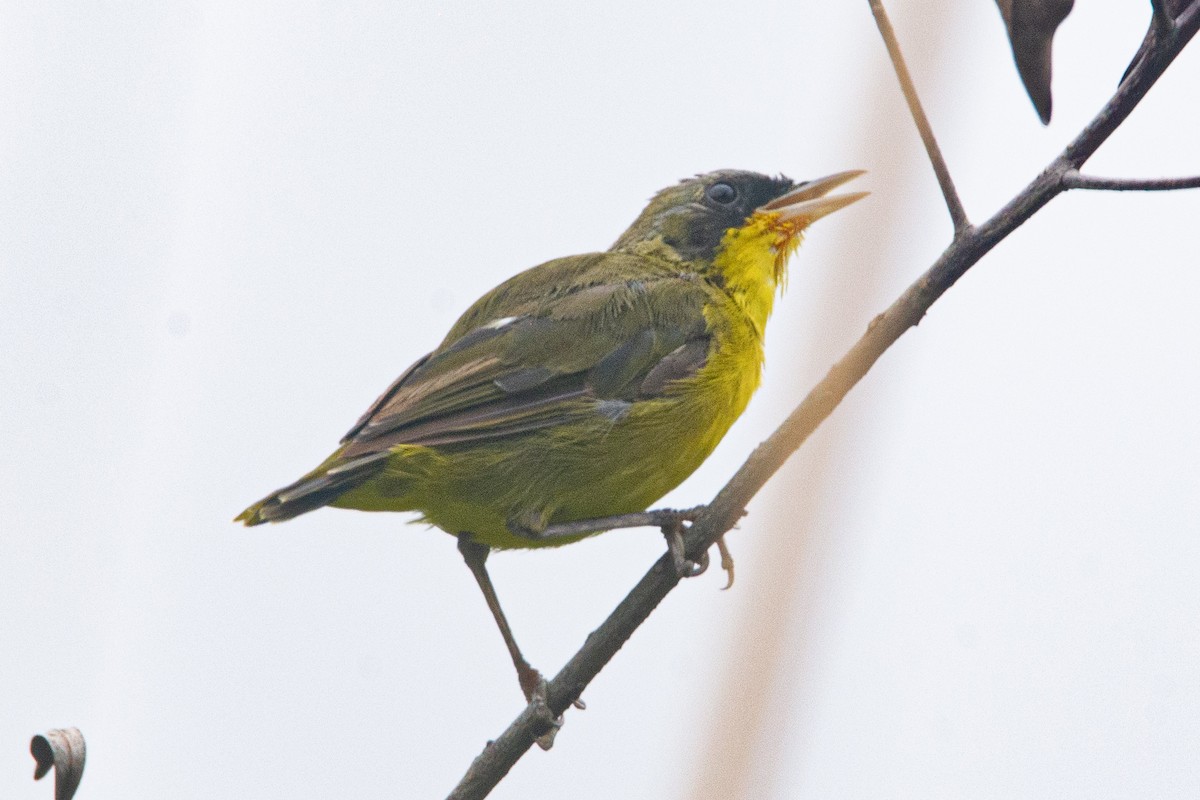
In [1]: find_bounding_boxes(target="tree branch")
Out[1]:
[1062,170,1200,191]
[1153,0,1178,36]
[868,0,971,237]
[446,3,1200,797]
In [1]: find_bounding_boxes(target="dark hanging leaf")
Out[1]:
[31,728,86,800]
[995,0,1075,123]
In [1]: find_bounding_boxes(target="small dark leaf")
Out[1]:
[31,728,86,800]
[995,0,1075,123]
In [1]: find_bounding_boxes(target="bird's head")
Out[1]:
[611,169,866,290]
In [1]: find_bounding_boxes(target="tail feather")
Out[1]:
[235,450,389,526]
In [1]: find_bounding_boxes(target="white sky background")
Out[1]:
[1,1,1198,798]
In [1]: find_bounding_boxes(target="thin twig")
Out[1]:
[868,0,971,237]
[1063,170,1200,191]
[445,4,1200,797]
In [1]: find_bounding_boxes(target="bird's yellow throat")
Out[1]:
[710,212,805,336]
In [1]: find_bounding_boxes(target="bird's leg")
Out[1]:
[456,535,544,703]
[507,506,734,587]
[508,506,707,543]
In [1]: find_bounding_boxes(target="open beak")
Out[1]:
[757,169,868,224]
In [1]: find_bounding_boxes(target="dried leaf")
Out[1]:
[995,0,1075,123]
[31,728,86,800]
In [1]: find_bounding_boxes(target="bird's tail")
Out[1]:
[235,450,390,526]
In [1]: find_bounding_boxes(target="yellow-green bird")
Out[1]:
[238,169,865,700]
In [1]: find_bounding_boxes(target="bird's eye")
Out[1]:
[705,182,738,205]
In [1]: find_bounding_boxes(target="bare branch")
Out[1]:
[868,0,972,237]
[1153,0,1178,36]
[1063,170,1200,191]
[1123,0,1193,82]
[446,4,1200,797]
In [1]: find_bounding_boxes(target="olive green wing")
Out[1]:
[338,257,715,459]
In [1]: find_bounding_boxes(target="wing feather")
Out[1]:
[337,262,717,459]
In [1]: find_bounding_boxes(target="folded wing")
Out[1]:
[341,267,714,457]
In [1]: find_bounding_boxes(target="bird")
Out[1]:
[237,169,866,702]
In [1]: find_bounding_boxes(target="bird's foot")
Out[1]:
[660,512,707,579]
[526,678,564,751]
[506,509,552,542]
[657,510,736,587]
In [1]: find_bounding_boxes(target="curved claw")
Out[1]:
[716,536,735,590]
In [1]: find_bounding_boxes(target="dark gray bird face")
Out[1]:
[611,170,796,261]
